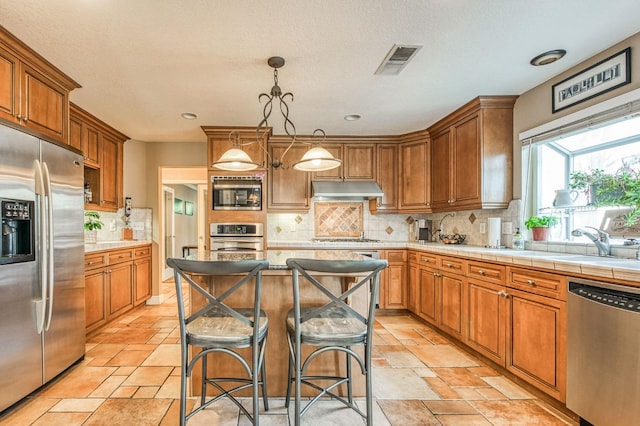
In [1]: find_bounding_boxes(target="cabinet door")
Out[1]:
[85,270,107,331]
[430,130,451,209]
[108,262,133,317]
[344,144,375,180]
[267,142,310,211]
[21,63,67,142]
[466,278,506,365]
[83,123,100,167]
[407,261,419,313]
[311,144,343,180]
[371,144,398,212]
[384,263,407,309]
[0,45,18,123]
[417,266,438,325]
[100,134,121,210]
[439,272,465,341]
[399,139,430,211]
[133,257,151,306]
[69,115,82,151]
[452,114,481,207]
[506,288,566,402]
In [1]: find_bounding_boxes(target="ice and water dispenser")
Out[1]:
[1,198,35,265]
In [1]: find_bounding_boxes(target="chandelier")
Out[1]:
[212,56,342,172]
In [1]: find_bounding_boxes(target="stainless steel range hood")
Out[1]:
[311,181,384,200]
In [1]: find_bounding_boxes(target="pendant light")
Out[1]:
[212,56,341,171]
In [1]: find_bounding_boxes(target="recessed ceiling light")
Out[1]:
[181,112,198,120]
[344,114,361,121]
[530,49,566,66]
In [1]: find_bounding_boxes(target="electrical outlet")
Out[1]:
[502,222,513,234]
[479,223,486,234]
[289,223,296,232]
[109,219,117,232]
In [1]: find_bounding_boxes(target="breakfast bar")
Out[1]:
[183,249,374,397]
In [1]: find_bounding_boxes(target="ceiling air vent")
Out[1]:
[375,44,423,75]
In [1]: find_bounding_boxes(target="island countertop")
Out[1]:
[185,249,371,270]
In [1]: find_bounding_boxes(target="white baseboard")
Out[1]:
[146,295,164,305]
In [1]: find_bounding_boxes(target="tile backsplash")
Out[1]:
[88,207,152,242]
[314,202,363,237]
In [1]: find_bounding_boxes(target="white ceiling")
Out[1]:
[1,1,639,143]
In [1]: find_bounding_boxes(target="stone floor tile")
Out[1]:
[432,367,489,387]
[423,400,478,414]
[84,343,126,358]
[123,366,173,386]
[0,397,59,426]
[424,377,461,400]
[373,368,440,400]
[105,349,153,366]
[83,399,172,426]
[142,343,181,367]
[40,366,117,398]
[133,386,160,398]
[437,414,493,425]
[377,400,440,425]
[408,345,480,368]
[453,387,487,401]
[88,375,127,398]
[476,386,508,400]
[155,376,181,399]
[49,398,104,412]
[380,349,425,368]
[467,366,500,377]
[30,412,92,426]
[481,376,534,400]
[412,367,438,378]
[470,400,571,425]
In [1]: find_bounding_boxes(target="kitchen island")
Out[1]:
[182,249,378,397]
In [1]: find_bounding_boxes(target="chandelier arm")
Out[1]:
[279,92,296,138]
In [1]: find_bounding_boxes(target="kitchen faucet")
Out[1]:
[571,226,611,257]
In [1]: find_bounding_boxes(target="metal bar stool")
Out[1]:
[284,257,387,426]
[167,257,270,425]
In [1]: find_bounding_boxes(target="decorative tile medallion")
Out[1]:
[314,202,363,237]
[386,226,394,235]
[295,215,303,224]
[275,226,282,234]
[468,213,476,224]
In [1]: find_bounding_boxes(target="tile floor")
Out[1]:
[0,279,576,426]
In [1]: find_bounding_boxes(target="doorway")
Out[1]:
[161,185,175,280]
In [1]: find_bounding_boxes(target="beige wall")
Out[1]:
[512,31,640,199]
[124,141,207,299]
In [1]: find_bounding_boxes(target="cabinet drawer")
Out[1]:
[85,253,107,270]
[418,252,438,266]
[108,249,134,264]
[507,267,567,300]
[438,256,465,275]
[386,250,407,262]
[134,245,151,258]
[467,261,505,284]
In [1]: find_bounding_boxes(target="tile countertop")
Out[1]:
[268,240,640,283]
[84,240,153,253]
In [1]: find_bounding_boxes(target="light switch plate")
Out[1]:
[479,223,486,234]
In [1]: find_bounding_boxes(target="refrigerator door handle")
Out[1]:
[33,160,47,334]
[42,161,54,331]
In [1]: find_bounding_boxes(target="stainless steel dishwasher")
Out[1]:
[567,277,640,426]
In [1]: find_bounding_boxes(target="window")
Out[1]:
[522,109,640,242]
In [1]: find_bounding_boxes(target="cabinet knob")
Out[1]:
[445,263,452,267]
[23,116,28,122]
[88,261,93,265]
[478,270,485,275]
[526,279,535,286]
[16,114,22,120]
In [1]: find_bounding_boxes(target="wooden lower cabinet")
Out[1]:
[417,265,438,325]
[84,244,152,333]
[506,287,566,402]
[466,278,506,365]
[380,250,407,309]
[438,271,465,340]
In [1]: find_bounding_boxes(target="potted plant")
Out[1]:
[524,215,558,241]
[569,167,640,225]
[84,211,103,244]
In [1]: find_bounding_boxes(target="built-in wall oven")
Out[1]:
[211,176,262,210]
[210,223,264,251]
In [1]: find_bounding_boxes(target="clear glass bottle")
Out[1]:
[512,227,525,250]
[84,182,92,203]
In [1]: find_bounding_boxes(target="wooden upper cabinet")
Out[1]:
[203,126,269,170]
[312,143,375,181]
[399,131,431,212]
[0,27,80,144]
[428,96,517,212]
[71,103,128,212]
[369,143,398,213]
[267,141,310,211]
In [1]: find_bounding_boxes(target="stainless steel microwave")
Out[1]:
[211,176,262,210]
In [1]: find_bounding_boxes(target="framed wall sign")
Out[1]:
[184,201,194,216]
[552,47,631,113]
[174,198,183,214]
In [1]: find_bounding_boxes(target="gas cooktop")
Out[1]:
[311,238,381,243]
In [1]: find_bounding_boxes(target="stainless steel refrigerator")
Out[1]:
[0,124,85,412]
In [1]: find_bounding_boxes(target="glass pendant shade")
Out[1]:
[212,148,259,171]
[292,146,342,172]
